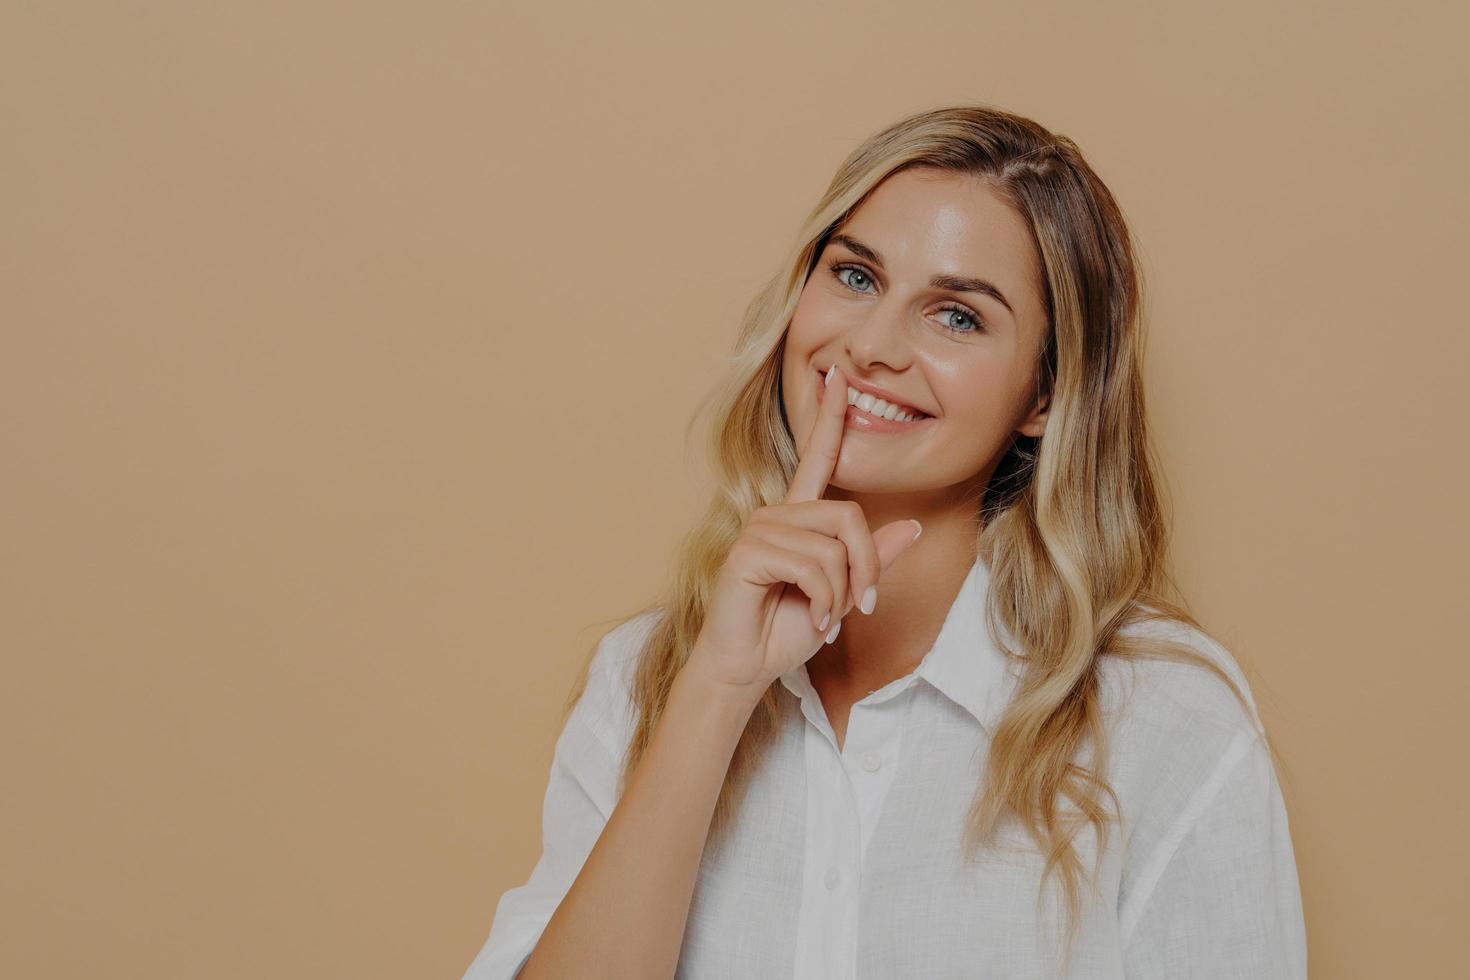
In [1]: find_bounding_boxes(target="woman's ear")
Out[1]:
[1016,387,1050,439]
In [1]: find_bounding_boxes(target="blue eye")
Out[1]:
[830,261,986,335]
[832,263,876,294]
[935,305,984,333]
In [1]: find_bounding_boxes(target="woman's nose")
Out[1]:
[844,303,912,370]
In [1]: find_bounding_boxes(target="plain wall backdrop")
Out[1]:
[3,2,1466,977]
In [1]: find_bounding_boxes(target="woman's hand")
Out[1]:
[686,365,924,697]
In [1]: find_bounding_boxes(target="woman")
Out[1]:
[464,104,1307,978]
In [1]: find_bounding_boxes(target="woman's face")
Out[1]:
[780,166,1052,501]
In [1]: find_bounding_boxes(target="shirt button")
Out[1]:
[860,751,882,772]
[824,866,841,890]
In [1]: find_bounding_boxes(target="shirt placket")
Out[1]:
[788,674,915,980]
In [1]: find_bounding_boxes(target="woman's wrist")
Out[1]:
[674,652,770,721]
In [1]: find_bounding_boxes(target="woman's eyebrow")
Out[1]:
[829,232,1015,316]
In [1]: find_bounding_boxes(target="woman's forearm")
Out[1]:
[518,652,761,980]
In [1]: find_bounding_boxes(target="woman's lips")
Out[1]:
[817,369,936,434]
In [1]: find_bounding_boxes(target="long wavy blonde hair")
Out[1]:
[565,103,1269,960]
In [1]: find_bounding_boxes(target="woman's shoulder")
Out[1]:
[589,607,665,682]
[569,607,665,755]
[1100,610,1266,740]
[1090,614,1283,853]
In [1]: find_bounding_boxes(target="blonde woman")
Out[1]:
[463,104,1307,979]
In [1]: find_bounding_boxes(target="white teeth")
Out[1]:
[844,384,923,423]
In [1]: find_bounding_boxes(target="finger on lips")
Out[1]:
[784,364,847,506]
[778,364,920,640]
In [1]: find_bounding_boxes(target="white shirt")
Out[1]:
[463,555,1307,978]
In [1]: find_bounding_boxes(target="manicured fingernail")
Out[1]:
[818,611,830,632]
[824,364,836,386]
[825,621,841,644]
[909,520,923,541]
[860,586,877,615]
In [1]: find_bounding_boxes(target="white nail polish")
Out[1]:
[825,621,841,644]
[818,611,830,632]
[860,586,877,615]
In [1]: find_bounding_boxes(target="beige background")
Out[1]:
[3,2,1465,977]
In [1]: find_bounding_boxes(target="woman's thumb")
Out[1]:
[872,519,923,574]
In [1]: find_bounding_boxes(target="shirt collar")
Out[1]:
[778,553,1023,733]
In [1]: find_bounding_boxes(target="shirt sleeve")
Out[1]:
[459,619,645,980]
[1120,728,1308,979]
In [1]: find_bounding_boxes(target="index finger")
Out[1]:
[785,364,849,503]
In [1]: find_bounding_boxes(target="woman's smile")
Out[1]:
[815,368,937,434]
